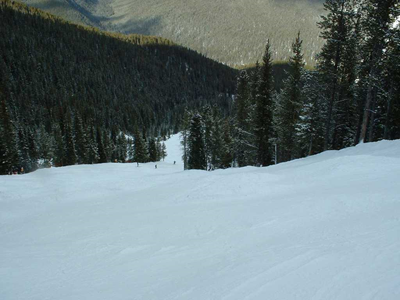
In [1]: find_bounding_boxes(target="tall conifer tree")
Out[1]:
[317,0,354,150]
[276,32,305,162]
[359,0,399,142]
[188,113,206,170]
[234,70,253,167]
[254,40,274,166]
[133,126,148,163]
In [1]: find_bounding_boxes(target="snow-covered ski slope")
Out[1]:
[1,136,400,300]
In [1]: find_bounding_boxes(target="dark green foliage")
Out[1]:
[120,134,128,162]
[254,41,275,166]
[202,105,213,166]
[242,62,292,93]
[133,127,148,163]
[180,109,192,170]
[183,106,234,171]
[275,32,305,162]
[103,131,113,163]
[127,138,134,162]
[188,114,207,170]
[86,125,99,164]
[209,112,224,170]
[317,0,357,150]
[234,70,252,167]
[96,127,107,164]
[148,138,158,162]
[64,122,77,166]
[0,93,19,174]
[383,28,400,140]
[295,72,326,157]
[74,115,87,164]
[17,127,30,172]
[53,125,65,167]
[358,0,399,143]
[160,142,167,161]
[36,125,54,168]
[220,120,234,169]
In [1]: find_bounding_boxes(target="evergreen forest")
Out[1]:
[183,0,400,170]
[0,0,236,174]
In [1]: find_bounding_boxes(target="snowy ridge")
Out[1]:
[1,137,400,300]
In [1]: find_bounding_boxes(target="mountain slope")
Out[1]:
[1,137,400,299]
[1,0,236,138]
[21,0,325,65]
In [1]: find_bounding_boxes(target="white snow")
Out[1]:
[163,133,183,165]
[1,136,400,300]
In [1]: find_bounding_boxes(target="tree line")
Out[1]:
[183,0,400,170]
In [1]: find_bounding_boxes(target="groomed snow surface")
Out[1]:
[1,135,400,300]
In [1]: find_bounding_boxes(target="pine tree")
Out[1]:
[209,108,224,170]
[74,114,87,164]
[133,126,148,163]
[37,125,54,168]
[188,113,206,170]
[0,93,19,174]
[103,130,113,162]
[382,24,400,140]
[249,62,260,108]
[148,137,158,162]
[26,129,38,171]
[86,125,99,164]
[296,71,326,157]
[53,124,65,167]
[180,109,192,170]
[275,32,305,162]
[234,70,254,167]
[160,141,167,161]
[0,127,7,174]
[333,7,360,148]
[317,0,356,150]
[246,62,261,165]
[127,137,134,162]
[64,122,77,166]
[113,133,127,162]
[17,126,30,172]
[220,119,234,169]
[359,0,399,142]
[96,127,107,163]
[254,40,275,166]
[202,104,213,168]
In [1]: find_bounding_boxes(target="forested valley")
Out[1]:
[1,0,399,174]
[0,0,236,174]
